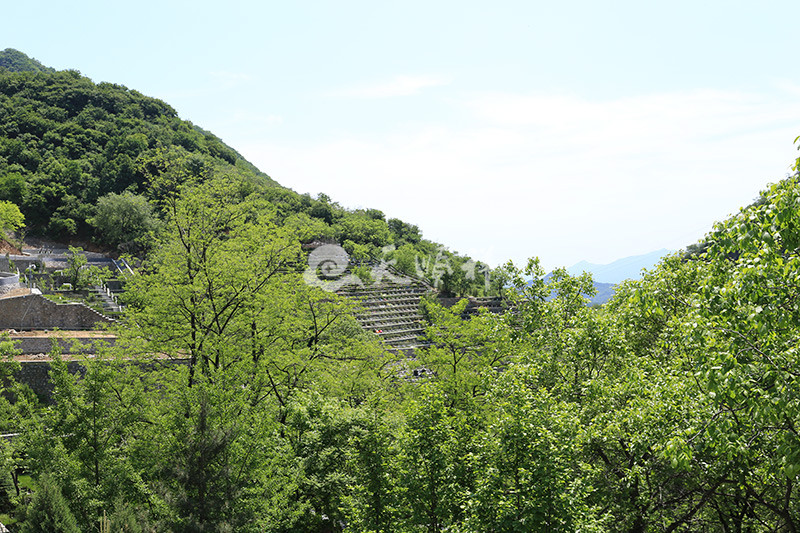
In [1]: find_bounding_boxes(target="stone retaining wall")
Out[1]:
[0,293,113,330]
[438,296,505,315]
[14,360,87,401]
[11,336,116,355]
[14,359,189,402]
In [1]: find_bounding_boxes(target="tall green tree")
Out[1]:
[418,298,513,406]
[114,175,389,530]
[396,387,483,532]
[20,353,154,530]
[466,367,605,532]
[0,199,24,234]
[88,191,158,251]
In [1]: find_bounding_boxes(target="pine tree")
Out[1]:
[19,474,80,533]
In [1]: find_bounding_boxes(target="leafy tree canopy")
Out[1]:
[0,199,24,233]
[3,141,800,531]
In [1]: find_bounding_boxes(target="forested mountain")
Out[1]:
[0,48,273,238]
[0,49,493,295]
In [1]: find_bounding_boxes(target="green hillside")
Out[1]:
[0,49,272,237]
[0,49,493,295]
[0,48,54,73]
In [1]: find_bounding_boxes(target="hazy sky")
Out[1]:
[6,1,800,269]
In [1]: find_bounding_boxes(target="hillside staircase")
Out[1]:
[91,280,124,315]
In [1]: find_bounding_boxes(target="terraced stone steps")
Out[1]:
[92,283,123,315]
[337,267,434,350]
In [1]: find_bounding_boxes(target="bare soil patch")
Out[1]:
[0,239,22,255]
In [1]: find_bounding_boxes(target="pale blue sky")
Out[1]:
[6,1,800,268]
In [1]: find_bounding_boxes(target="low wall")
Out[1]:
[11,335,116,355]
[1,257,41,273]
[15,360,87,401]
[0,293,114,330]
[437,296,505,315]
[13,358,189,403]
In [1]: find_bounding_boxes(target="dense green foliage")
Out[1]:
[1,158,798,530]
[0,49,54,74]
[18,474,80,533]
[0,55,261,240]
[88,191,159,250]
[0,200,24,234]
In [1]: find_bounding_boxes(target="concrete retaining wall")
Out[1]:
[0,293,114,330]
[0,272,18,295]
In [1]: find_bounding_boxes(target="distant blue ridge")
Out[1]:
[565,248,673,284]
[536,249,673,305]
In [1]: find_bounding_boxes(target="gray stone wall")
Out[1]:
[1,256,42,273]
[0,293,114,330]
[11,336,116,355]
[14,359,189,402]
[437,296,505,315]
[14,360,86,401]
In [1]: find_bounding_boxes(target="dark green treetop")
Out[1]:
[0,49,55,74]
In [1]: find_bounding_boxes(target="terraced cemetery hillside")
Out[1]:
[338,265,435,351]
[303,243,504,351]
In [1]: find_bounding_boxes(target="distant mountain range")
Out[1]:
[566,248,673,284]
[544,249,673,306]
